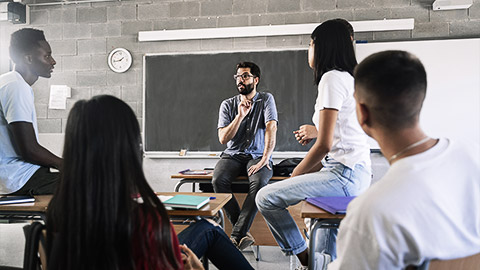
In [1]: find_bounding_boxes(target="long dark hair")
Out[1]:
[46,95,181,269]
[310,19,357,84]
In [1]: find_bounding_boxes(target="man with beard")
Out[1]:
[0,28,62,196]
[213,61,278,250]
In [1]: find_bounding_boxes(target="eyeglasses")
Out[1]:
[233,73,255,81]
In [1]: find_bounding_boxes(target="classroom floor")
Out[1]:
[0,222,296,270]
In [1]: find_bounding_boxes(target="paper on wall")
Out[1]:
[48,85,71,110]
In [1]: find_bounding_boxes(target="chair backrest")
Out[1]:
[23,222,47,270]
[406,252,480,270]
[427,252,480,270]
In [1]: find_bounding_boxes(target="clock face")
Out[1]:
[108,48,132,73]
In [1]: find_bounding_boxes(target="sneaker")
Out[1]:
[294,266,308,270]
[230,236,239,248]
[314,252,332,270]
[237,232,255,251]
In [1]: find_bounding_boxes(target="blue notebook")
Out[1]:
[306,196,356,215]
[163,195,210,209]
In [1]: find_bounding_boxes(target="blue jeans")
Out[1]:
[177,219,253,270]
[256,159,371,258]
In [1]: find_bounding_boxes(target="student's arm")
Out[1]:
[218,100,252,144]
[293,124,317,145]
[9,121,62,170]
[247,120,277,176]
[290,108,337,177]
[180,244,204,270]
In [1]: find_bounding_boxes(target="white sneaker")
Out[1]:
[314,252,332,270]
[294,265,308,270]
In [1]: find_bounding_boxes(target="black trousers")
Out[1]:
[10,167,59,196]
[212,154,273,240]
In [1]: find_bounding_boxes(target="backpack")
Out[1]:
[273,158,303,177]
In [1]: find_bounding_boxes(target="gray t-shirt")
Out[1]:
[217,92,278,159]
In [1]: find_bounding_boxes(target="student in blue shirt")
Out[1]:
[0,28,61,195]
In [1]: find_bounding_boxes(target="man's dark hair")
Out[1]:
[236,62,261,84]
[310,19,357,84]
[334,18,354,39]
[9,28,46,64]
[354,50,427,130]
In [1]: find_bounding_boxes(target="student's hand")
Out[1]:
[238,100,252,118]
[180,244,204,270]
[293,125,317,145]
[248,158,271,176]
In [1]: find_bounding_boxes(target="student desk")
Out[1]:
[301,201,345,270]
[171,173,288,192]
[0,192,232,229]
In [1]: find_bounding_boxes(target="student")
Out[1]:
[256,19,372,269]
[213,62,278,250]
[329,51,480,269]
[0,28,61,195]
[46,95,253,270]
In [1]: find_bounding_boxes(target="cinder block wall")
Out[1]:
[0,0,479,133]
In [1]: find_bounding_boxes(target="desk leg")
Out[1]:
[174,181,184,192]
[308,219,322,270]
[218,209,225,230]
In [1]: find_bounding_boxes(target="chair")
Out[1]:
[406,252,480,270]
[23,222,47,270]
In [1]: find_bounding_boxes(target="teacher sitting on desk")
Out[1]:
[213,61,278,250]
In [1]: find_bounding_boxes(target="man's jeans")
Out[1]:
[212,153,273,240]
[256,159,371,258]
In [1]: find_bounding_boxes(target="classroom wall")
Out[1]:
[1,0,479,191]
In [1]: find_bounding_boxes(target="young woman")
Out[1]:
[256,19,372,269]
[46,95,253,270]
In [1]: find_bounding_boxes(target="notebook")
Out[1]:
[179,169,212,175]
[0,195,35,205]
[306,196,356,215]
[163,195,210,209]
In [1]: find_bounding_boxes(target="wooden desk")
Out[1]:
[0,193,232,229]
[301,201,345,270]
[171,173,288,192]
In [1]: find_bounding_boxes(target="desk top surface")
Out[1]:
[0,192,232,217]
[301,201,346,219]
[171,174,288,180]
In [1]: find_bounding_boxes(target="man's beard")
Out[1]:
[238,82,254,95]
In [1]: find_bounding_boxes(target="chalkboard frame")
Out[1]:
[142,47,319,158]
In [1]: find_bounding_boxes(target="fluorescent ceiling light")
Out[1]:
[139,18,415,42]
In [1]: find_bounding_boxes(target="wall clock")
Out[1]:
[107,48,132,73]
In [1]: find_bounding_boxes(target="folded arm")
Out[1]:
[291,108,337,177]
[9,121,62,170]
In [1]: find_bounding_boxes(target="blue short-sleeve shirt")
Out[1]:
[217,92,278,159]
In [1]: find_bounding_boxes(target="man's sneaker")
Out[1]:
[314,252,332,270]
[237,232,255,251]
[230,236,239,248]
[294,265,308,270]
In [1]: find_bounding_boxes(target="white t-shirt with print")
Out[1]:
[312,70,370,169]
[329,138,480,270]
[0,71,40,194]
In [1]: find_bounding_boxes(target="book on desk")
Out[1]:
[0,195,35,205]
[163,195,210,209]
[306,196,356,215]
[179,169,213,175]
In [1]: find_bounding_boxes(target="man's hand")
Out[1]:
[180,244,204,270]
[293,124,317,145]
[238,100,252,118]
[247,158,271,176]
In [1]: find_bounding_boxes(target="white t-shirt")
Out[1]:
[312,70,370,169]
[329,138,480,270]
[0,71,40,194]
